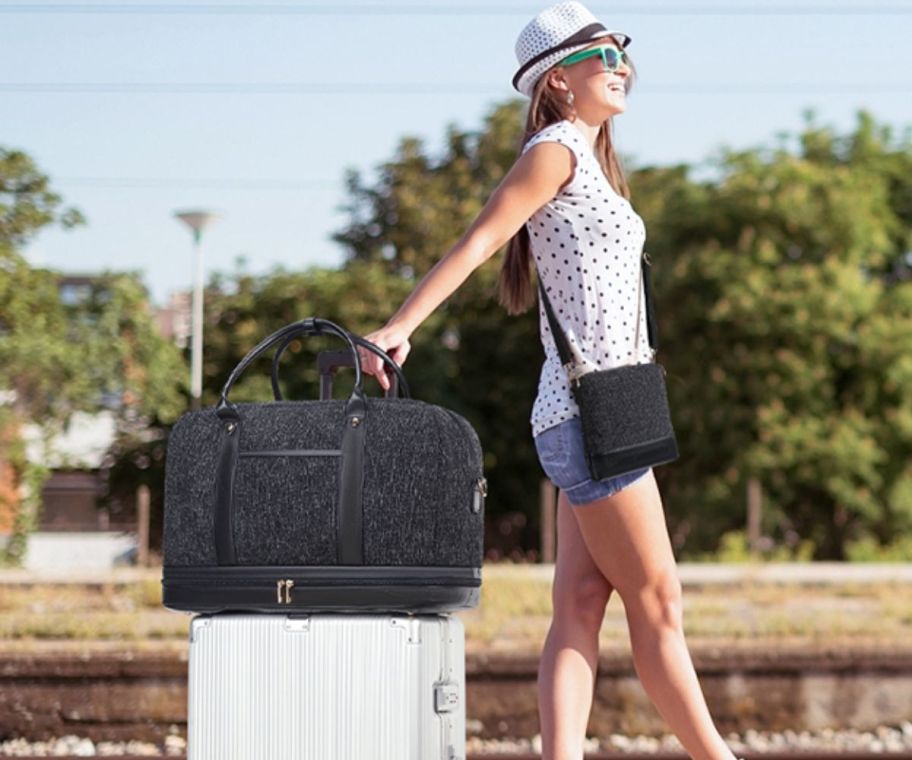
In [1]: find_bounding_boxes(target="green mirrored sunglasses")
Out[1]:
[560,44,628,72]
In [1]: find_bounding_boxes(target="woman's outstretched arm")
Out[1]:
[361,140,575,389]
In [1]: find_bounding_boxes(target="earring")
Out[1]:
[567,90,575,107]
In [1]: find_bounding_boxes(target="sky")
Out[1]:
[2,1,910,306]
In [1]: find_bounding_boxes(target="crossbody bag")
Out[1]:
[538,250,680,480]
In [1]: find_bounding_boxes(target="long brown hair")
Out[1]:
[498,47,636,315]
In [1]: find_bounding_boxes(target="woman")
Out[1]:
[362,3,741,759]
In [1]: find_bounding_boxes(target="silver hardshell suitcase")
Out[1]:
[187,613,466,760]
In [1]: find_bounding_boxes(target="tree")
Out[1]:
[336,100,526,278]
[0,252,70,550]
[0,147,88,560]
[0,148,85,249]
[630,111,912,558]
[0,148,185,563]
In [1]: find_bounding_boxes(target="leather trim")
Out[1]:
[337,394,367,564]
[162,565,483,613]
[163,581,480,614]
[587,435,679,481]
[213,409,241,565]
[163,565,483,582]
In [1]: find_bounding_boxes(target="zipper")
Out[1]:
[165,566,481,588]
[442,408,487,515]
[163,567,481,612]
[171,574,480,589]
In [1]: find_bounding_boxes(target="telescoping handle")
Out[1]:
[269,335,409,401]
[314,349,399,401]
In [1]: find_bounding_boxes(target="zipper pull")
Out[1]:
[472,477,487,514]
[276,579,294,604]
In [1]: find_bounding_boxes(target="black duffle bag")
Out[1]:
[162,318,486,614]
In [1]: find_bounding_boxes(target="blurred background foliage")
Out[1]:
[1,105,911,562]
[0,149,185,562]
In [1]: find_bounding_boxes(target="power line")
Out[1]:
[0,3,910,14]
[55,176,340,190]
[0,82,503,94]
[1,82,909,95]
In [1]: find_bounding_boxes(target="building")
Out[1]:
[6,273,171,570]
[21,411,136,571]
[155,290,192,349]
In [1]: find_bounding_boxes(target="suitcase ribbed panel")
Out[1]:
[187,614,465,760]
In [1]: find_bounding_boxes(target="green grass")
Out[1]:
[460,571,912,651]
[0,568,910,653]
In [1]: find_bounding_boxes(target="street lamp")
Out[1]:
[174,209,220,410]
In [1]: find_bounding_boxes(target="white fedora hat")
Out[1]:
[512,1,631,97]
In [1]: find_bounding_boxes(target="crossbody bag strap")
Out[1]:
[642,252,659,353]
[537,250,658,367]
[537,280,575,368]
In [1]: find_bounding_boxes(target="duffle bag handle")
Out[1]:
[269,332,410,401]
[212,317,373,566]
[216,318,361,417]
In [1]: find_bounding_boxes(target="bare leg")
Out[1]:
[538,489,615,760]
[570,470,737,760]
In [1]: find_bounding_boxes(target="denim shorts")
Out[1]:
[534,416,651,506]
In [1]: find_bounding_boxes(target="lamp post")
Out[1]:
[174,210,220,410]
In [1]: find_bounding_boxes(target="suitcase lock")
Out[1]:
[434,682,460,713]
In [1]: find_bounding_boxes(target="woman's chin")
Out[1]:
[595,90,626,116]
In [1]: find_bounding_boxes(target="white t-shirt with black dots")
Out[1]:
[524,119,653,438]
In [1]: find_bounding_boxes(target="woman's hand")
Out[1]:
[360,325,411,392]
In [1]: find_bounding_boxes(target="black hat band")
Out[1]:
[512,22,609,91]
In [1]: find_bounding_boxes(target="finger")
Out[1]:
[390,342,411,366]
[359,346,389,390]
[371,353,390,390]
[382,367,397,394]
[370,353,383,378]
[356,347,374,375]
[361,343,381,368]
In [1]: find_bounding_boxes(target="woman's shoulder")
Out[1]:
[521,120,580,155]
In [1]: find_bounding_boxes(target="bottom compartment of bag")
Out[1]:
[162,564,482,614]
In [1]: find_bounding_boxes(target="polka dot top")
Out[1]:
[523,119,653,437]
